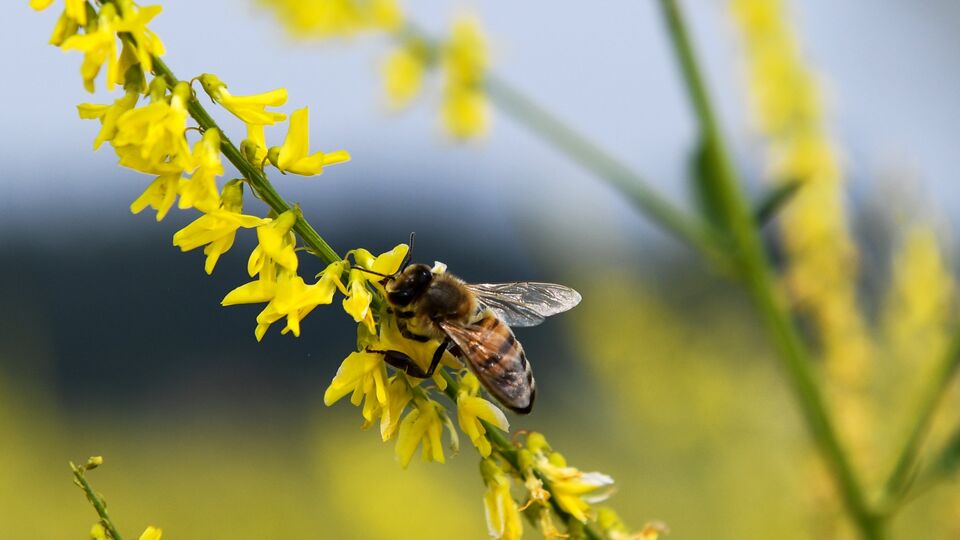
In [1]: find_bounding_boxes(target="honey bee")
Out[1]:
[368,262,581,414]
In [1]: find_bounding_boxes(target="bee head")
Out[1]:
[385,263,433,306]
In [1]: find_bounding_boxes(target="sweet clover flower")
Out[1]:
[198,73,288,126]
[266,108,351,176]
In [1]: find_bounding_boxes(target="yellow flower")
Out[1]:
[112,1,165,75]
[241,124,269,166]
[597,508,667,540]
[342,268,374,331]
[395,398,455,467]
[89,523,107,540]
[173,181,268,274]
[178,128,224,213]
[61,4,120,92]
[442,87,489,139]
[49,10,81,46]
[382,44,426,108]
[324,350,389,422]
[77,90,140,150]
[481,459,523,540]
[343,243,409,330]
[114,80,192,169]
[199,73,288,126]
[375,375,413,440]
[440,16,489,138]
[254,209,300,273]
[255,264,345,339]
[138,526,162,540]
[537,452,614,523]
[127,154,186,222]
[260,0,402,38]
[266,108,351,176]
[376,315,460,390]
[457,372,509,457]
[222,255,282,306]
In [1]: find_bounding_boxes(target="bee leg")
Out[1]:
[366,339,450,379]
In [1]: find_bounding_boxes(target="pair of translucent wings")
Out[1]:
[465,282,582,327]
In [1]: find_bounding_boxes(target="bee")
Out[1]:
[367,262,581,414]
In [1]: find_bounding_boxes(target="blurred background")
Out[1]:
[2,0,960,538]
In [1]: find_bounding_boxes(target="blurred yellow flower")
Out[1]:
[259,0,402,38]
[441,17,489,138]
[395,398,452,467]
[481,459,523,540]
[138,526,162,540]
[457,372,509,457]
[267,107,351,176]
[173,181,268,274]
[383,44,426,108]
[178,128,224,213]
[199,73,288,126]
[89,523,107,540]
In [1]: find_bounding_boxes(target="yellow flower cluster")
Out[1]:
[731,0,875,471]
[383,16,491,138]
[257,0,402,38]
[475,432,658,540]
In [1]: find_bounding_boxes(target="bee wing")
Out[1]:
[466,282,582,327]
[439,318,535,414]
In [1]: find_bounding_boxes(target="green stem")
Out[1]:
[485,76,724,261]
[148,57,341,265]
[656,0,881,538]
[881,328,960,509]
[438,370,601,540]
[396,22,723,263]
[71,463,123,540]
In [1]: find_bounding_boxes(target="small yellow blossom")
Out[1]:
[49,10,81,46]
[254,265,345,339]
[222,255,282,305]
[597,508,667,540]
[375,375,413,440]
[538,452,614,523]
[89,523,107,540]
[127,155,186,222]
[112,1,166,75]
[114,80,192,169]
[324,349,389,421]
[266,108,351,176]
[138,526,162,540]
[342,268,375,330]
[481,459,523,540]
[350,243,408,277]
[395,398,454,467]
[383,44,426,108]
[254,209,300,273]
[178,128,224,213]
[441,16,489,138]
[457,372,509,457]
[77,91,140,150]
[241,124,269,166]
[61,4,120,92]
[199,73,288,126]
[173,181,268,274]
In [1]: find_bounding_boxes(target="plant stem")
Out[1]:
[655,0,881,538]
[438,370,601,540]
[881,327,960,509]
[71,463,123,540]
[146,56,342,266]
[485,76,724,262]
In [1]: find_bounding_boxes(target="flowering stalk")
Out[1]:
[37,1,654,537]
[655,0,881,538]
[71,457,124,540]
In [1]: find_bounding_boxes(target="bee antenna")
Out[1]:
[354,267,391,279]
[401,232,415,269]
